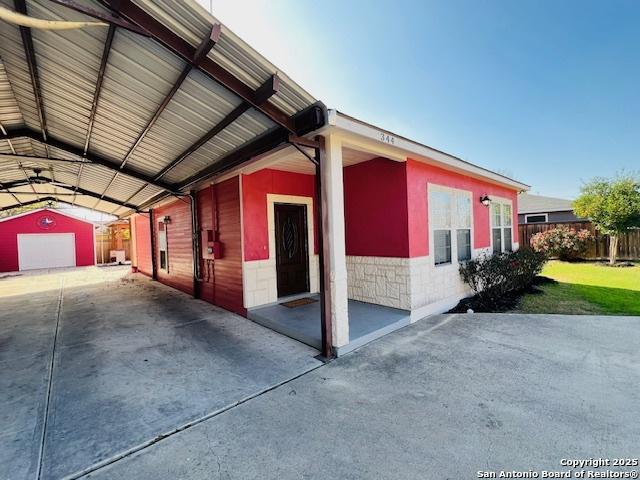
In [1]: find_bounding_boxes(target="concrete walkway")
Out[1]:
[83,312,640,480]
[0,266,321,480]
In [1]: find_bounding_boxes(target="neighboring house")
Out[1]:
[518,193,586,224]
[0,208,95,272]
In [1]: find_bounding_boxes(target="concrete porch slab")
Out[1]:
[247,295,411,355]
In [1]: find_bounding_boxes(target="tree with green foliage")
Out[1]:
[573,173,640,264]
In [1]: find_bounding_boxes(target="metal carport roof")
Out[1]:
[0,0,326,217]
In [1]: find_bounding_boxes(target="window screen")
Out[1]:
[492,228,502,254]
[158,222,168,271]
[434,230,452,265]
[456,229,471,261]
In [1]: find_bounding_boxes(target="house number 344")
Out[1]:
[379,132,395,144]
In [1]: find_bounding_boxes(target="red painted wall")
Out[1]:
[154,199,194,296]
[242,169,318,261]
[0,208,94,272]
[197,177,245,315]
[132,213,152,276]
[343,158,410,257]
[406,159,519,257]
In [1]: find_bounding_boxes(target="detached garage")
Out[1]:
[0,208,95,272]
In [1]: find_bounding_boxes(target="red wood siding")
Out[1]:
[406,159,520,257]
[197,177,245,315]
[242,168,318,261]
[154,199,194,296]
[0,208,94,272]
[343,158,410,257]
[132,213,152,276]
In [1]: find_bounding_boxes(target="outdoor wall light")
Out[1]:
[163,215,171,224]
[480,194,491,207]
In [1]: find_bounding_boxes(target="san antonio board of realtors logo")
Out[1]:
[37,215,56,230]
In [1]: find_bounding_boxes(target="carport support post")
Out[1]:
[319,134,349,350]
[149,208,157,280]
[315,138,332,358]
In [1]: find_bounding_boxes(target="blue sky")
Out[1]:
[202,0,639,199]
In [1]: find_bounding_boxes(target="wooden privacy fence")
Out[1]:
[518,221,640,260]
[95,222,131,264]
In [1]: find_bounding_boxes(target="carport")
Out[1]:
[0,0,334,356]
[0,1,331,479]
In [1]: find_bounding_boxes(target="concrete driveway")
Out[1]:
[0,267,321,480]
[85,312,639,480]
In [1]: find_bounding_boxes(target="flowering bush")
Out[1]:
[530,226,593,261]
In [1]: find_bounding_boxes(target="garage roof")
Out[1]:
[0,0,325,217]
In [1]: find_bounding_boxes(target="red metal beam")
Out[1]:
[0,179,138,210]
[105,0,296,132]
[2,128,177,193]
[0,196,57,213]
[154,74,279,181]
[119,24,221,169]
[14,0,48,153]
[78,24,116,206]
[48,0,149,36]
[84,25,115,155]
[154,102,249,181]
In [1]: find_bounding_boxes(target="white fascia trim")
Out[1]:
[518,208,573,214]
[0,207,96,225]
[326,110,530,192]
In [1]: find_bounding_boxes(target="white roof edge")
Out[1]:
[519,207,575,214]
[0,207,97,225]
[326,109,530,191]
[184,0,317,105]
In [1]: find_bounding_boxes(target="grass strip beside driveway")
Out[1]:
[516,260,640,315]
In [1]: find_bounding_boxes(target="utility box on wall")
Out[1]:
[202,229,222,259]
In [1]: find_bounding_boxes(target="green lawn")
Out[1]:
[516,260,640,315]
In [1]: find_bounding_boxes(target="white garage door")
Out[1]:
[17,233,76,271]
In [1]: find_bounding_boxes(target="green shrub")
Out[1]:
[459,249,546,309]
[530,226,592,261]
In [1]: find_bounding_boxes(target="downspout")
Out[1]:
[189,190,203,298]
[149,208,157,280]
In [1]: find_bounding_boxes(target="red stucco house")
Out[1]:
[129,111,527,355]
[0,208,95,272]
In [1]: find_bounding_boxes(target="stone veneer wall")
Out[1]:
[346,243,518,319]
[346,256,412,310]
[243,255,319,309]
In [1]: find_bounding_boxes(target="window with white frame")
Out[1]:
[525,213,548,224]
[429,186,472,265]
[491,201,513,254]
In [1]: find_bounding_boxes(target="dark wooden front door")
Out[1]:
[275,203,309,297]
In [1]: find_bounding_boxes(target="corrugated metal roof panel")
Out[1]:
[90,28,187,162]
[125,68,245,177]
[27,0,108,149]
[101,173,148,203]
[0,0,39,131]
[1,137,33,155]
[163,108,274,183]
[133,0,316,116]
[0,0,321,216]
[125,183,164,206]
[0,59,23,127]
